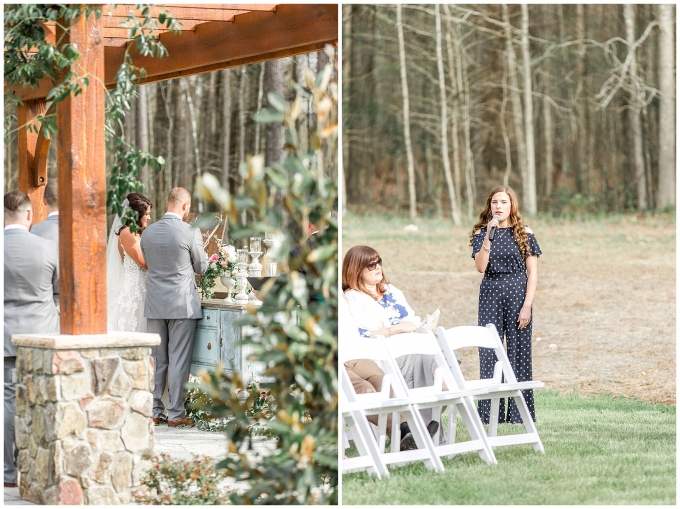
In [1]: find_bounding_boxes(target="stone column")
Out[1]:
[12,332,160,505]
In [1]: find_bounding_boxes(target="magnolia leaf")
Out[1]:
[307,244,337,263]
[310,131,322,151]
[252,109,284,123]
[267,92,289,113]
[320,122,338,139]
[304,67,315,89]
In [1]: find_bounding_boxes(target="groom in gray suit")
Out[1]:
[4,190,60,487]
[141,187,208,427]
[30,180,59,310]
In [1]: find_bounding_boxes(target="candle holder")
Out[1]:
[263,232,277,277]
[248,237,263,277]
[234,249,250,305]
[220,275,235,304]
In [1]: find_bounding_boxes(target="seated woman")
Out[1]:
[342,245,441,447]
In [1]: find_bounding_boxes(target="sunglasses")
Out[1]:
[365,258,382,271]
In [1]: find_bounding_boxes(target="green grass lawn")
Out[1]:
[342,391,676,505]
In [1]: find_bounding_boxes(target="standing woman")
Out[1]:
[470,186,541,424]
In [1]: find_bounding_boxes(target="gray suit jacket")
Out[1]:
[30,214,59,310]
[30,214,59,244]
[4,229,60,357]
[141,214,208,320]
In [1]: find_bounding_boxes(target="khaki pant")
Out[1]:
[344,359,405,435]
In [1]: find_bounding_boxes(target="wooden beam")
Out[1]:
[33,102,56,188]
[17,99,48,223]
[104,7,247,22]
[104,4,338,85]
[7,4,338,101]
[131,41,331,85]
[184,4,277,11]
[56,12,108,335]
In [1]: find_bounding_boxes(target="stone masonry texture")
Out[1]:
[14,343,156,505]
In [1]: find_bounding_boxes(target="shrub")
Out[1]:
[135,453,232,505]
[189,47,338,504]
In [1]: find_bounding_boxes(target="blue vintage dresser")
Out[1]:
[190,300,253,380]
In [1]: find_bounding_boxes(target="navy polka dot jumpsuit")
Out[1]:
[472,227,542,424]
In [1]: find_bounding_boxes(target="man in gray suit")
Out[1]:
[30,179,59,310]
[4,190,59,487]
[141,187,208,427]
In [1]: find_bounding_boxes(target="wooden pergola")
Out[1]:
[7,4,338,336]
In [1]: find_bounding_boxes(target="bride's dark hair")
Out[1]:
[115,193,152,235]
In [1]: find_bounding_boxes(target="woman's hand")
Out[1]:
[518,304,532,330]
[390,321,417,335]
[486,216,500,240]
[369,320,417,338]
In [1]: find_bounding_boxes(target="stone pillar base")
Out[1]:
[11,332,161,505]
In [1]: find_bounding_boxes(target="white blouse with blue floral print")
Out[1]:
[344,284,420,339]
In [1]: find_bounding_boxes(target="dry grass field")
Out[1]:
[342,212,676,405]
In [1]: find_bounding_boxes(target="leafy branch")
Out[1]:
[4,4,181,231]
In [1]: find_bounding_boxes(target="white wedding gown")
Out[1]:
[108,248,148,333]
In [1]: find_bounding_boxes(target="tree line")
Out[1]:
[5,49,337,224]
[343,4,675,220]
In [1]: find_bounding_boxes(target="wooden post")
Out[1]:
[17,99,48,222]
[56,10,107,334]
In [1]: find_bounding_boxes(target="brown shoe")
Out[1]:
[152,417,161,426]
[4,482,18,488]
[167,417,194,427]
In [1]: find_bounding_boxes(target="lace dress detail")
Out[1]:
[109,250,148,332]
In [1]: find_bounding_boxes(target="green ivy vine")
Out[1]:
[4,4,181,231]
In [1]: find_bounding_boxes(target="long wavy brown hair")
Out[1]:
[115,192,152,235]
[469,186,531,258]
[342,245,389,298]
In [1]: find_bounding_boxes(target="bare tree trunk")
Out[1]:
[254,62,265,154]
[435,5,461,225]
[543,88,553,197]
[520,5,537,215]
[342,4,352,216]
[238,66,247,165]
[443,4,463,218]
[396,4,417,220]
[557,4,569,188]
[181,80,191,190]
[123,100,133,176]
[503,5,528,201]
[186,77,201,202]
[136,85,149,190]
[460,43,476,216]
[159,82,174,209]
[575,4,588,195]
[657,4,675,209]
[501,60,512,187]
[624,4,647,211]
[203,72,217,163]
[221,69,232,191]
[265,59,286,166]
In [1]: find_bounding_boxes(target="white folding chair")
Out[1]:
[435,324,545,453]
[340,367,389,479]
[340,338,445,473]
[383,332,497,465]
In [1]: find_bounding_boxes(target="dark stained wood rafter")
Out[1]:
[17,99,48,222]
[9,4,338,101]
[31,101,56,189]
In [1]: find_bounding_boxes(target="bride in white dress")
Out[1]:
[107,193,152,332]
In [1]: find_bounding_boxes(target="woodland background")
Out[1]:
[4,49,338,224]
[342,4,676,220]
